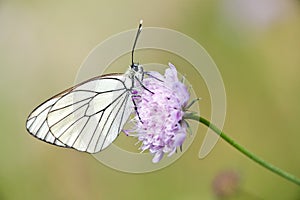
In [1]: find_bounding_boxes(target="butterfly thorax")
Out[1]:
[123,64,144,90]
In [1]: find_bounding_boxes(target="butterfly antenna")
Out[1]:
[131,20,143,66]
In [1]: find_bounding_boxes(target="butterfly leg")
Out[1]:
[135,76,154,94]
[144,71,163,82]
[131,94,143,123]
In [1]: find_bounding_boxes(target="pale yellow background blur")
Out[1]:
[1,0,300,199]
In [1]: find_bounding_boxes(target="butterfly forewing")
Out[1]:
[26,73,135,153]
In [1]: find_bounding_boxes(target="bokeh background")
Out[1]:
[1,0,300,199]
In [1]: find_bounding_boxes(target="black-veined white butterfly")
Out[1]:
[26,20,147,153]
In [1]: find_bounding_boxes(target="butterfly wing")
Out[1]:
[26,74,134,153]
[26,94,69,147]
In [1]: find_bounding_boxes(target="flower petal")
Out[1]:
[152,151,164,163]
[165,62,178,83]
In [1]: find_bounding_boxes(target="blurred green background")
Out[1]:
[1,0,300,199]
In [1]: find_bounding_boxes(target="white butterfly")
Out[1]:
[26,20,146,153]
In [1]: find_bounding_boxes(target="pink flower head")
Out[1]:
[126,63,190,163]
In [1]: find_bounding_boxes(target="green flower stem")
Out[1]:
[185,114,300,186]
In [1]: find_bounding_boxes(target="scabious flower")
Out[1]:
[125,63,191,163]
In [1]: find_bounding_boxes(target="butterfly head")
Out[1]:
[131,63,139,72]
[131,63,144,75]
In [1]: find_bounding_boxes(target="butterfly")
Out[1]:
[26,20,147,153]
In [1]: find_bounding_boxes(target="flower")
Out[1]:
[125,63,190,163]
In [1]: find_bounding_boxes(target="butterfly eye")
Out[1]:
[132,63,139,72]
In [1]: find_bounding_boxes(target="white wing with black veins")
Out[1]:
[26,74,134,153]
